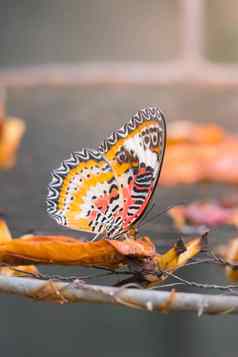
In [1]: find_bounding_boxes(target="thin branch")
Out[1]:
[0,275,238,314]
[165,272,238,294]
[208,249,238,271]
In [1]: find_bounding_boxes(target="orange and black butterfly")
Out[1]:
[47,107,166,240]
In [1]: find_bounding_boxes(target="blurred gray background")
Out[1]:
[0,1,238,356]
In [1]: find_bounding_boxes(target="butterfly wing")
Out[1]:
[98,107,166,231]
[47,149,124,236]
[47,106,166,239]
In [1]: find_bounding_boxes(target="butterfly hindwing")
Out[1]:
[47,149,124,236]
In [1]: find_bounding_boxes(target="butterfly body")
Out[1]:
[47,107,166,240]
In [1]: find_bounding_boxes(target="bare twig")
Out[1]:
[208,249,238,271]
[0,275,237,314]
[164,272,238,294]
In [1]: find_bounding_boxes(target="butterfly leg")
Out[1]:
[90,230,108,242]
[111,226,137,240]
[90,232,102,242]
[126,225,137,240]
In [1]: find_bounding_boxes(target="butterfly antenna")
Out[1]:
[112,203,187,239]
[138,201,156,226]
[137,202,186,229]
[90,231,103,242]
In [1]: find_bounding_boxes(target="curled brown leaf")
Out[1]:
[0,220,202,284]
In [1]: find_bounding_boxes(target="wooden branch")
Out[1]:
[1,62,238,88]
[180,0,204,62]
[0,275,238,315]
[0,62,188,87]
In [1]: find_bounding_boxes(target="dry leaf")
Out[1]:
[30,280,68,304]
[159,289,176,313]
[0,220,202,284]
[0,265,39,277]
[154,236,203,282]
[0,218,39,277]
[109,237,156,257]
[0,233,157,268]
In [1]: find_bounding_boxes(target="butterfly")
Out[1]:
[47,106,166,240]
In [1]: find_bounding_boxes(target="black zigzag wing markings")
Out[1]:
[47,148,102,222]
[47,146,125,236]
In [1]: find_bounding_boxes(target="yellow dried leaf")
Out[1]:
[0,117,26,168]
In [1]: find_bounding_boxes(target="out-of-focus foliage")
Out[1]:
[169,197,238,231]
[0,116,25,169]
[217,238,238,282]
[161,121,238,185]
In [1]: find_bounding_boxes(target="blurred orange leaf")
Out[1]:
[0,117,26,169]
[0,219,39,277]
[0,218,12,242]
[0,118,4,138]
[217,239,238,282]
[167,121,224,146]
[161,121,238,185]
[0,265,39,278]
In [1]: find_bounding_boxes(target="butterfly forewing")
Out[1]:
[98,107,166,231]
